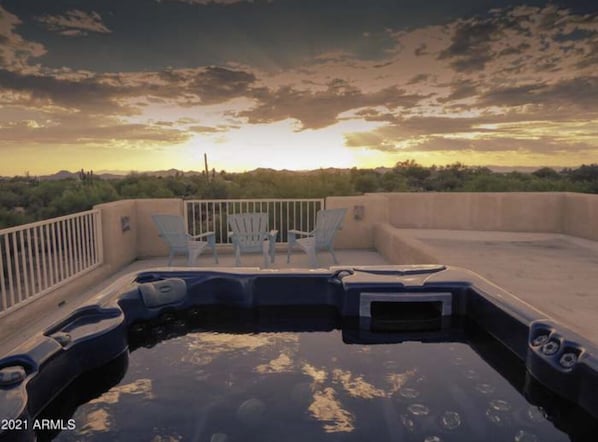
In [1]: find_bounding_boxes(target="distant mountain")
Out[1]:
[247,167,353,175]
[39,170,78,181]
[3,164,571,180]
[486,165,558,173]
[37,170,122,181]
[32,169,205,181]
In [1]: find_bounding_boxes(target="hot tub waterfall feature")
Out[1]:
[1,265,598,441]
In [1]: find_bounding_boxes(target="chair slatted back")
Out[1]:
[152,214,189,249]
[228,213,269,251]
[314,209,346,248]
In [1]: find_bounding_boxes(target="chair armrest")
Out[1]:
[267,230,278,241]
[288,229,312,237]
[191,231,215,240]
[191,231,216,247]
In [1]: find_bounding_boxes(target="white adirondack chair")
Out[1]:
[227,213,278,267]
[287,208,347,268]
[152,214,218,266]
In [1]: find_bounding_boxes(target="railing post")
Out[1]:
[95,210,104,266]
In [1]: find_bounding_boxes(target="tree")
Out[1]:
[532,167,560,180]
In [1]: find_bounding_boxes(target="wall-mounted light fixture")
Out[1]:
[121,216,131,232]
[353,205,365,221]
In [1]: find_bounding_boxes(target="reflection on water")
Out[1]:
[309,387,354,433]
[331,368,387,399]
[77,409,110,436]
[89,379,154,405]
[52,327,578,442]
[256,353,294,374]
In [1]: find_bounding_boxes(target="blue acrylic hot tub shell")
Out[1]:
[1,265,598,440]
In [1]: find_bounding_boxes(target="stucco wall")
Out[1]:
[94,200,137,271]
[385,192,565,233]
[563,193,598,241]
[93,198,186,267]
[326,195,389,249]
[136,199,184,258]
[373,223,439,264]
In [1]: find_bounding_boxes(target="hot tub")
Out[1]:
[1,265,597,441]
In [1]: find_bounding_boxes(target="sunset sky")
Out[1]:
[1,0,597,175]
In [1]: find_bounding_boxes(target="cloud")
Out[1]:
[0,69,132,114]
[439,19,500,72]
[187,124,237,133]
[191,66,257,104]
[345,112,598,156]
[478,76,598,109]
[438,80,479,102]
[241,79,425,130]
[2,2,598,168]
[0,114,190,145]
[345,126,598,155]
[0,64,263,119]
[413,137,598,154]
[407,74,431,85]
[435,5,598,77]
[36,10,111,36]
[0,63,258,146]
[0,6,46,71]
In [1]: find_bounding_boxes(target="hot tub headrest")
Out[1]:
[139,278,187,308]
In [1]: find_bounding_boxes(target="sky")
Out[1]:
[0,0,597,175]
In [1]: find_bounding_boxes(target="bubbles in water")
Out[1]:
[486,409,504,425]
[514,430,539,442]
[400,414,416,432]
[440,411,461,430]
[236,398,266,426]
[407,403,430,416]
[526,406,547,423]
[424,436,442,442]
[475,383,495,395]
[489,399,511,412]
[399,388,420,399]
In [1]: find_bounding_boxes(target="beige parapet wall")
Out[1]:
[563,192,598,241]
[385,192,566,233]
[327,192,598,247]
[373,223,440,265]
[93,198,184,270]
[94,199,138,271]
[326,195,389,249]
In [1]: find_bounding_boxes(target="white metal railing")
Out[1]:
[0,209,103,315]
[184,199,325,244]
